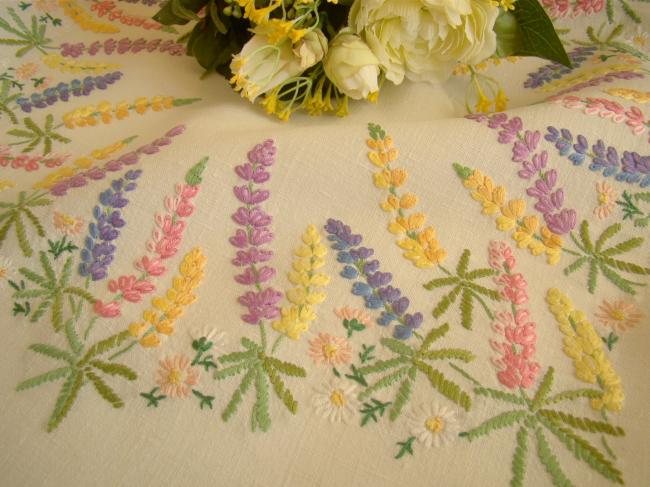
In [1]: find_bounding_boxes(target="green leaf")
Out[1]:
[509,0,571,66]
[474,387,527,405]
[358,356,409,376]
[579,220,593,252]
[264,356,306,377]
[89,360,137,381]
[14,212,32,256]
[218,349,257,364]
[262,361,298,414]
[594,223,621,252]
[47,371,83,432]
[251,367,271,432]
[544,389,603,406]
[86,370,124,408]
[22,207,44,237]
[420,323,449,351]
[511,427,528,487]
[456,249,471,276]
[380,337,414,357]
[414,360,472,411]
[531,367,554,411]
[221,367,256,422]
[81,330,130,362]
[185,156,208,185]
[598,262,636,295]
[389,374,413,421]
[51,290,63,331]
[538,410,624,437]
[16,366,70,390]
[534,427,575,487]
[358,366,410,401]
[431,285,461,318]
[460,410,527,442]
[65,286,96,302]
[459,288,473,329]
[153,0,208,25]
[213,360,254,380]
[563,257,588,276]
[63,318,83,354]
[360,398,391,426]
[419,348,475,362]
[422,276,459,289]
[452,163,472,180]
[29,343,76,364]
[395,436,416,460]
[601,237,644,257]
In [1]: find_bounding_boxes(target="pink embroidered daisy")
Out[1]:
[15,62,39,81]
[595,299,644,332]
[156,355,200,398]
[53,211,84,236]
[593,181,616,220]
[334,306,373,327]
[308,333,352,365]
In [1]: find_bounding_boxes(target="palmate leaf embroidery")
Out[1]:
[16,328,135,432]
[565,221,649,295]
[13,251,95,331]
[7,114,71,154]
[214,337,306,432]
[1,78,20,124]
[0,7,53,57]
[0,190,51,257]
[357,323,474,421]
[423,249,500,329]
[460,367,625,486]
[617,190,650,228]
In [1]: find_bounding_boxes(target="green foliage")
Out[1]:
[395,436,416,460]
[47,371,82,432]
[359,344,375,363]
[222,367,255,422]
[531,367,554,411]
[47,236,78,260]
[0,7,53,57]
[16,366,70,391]
[474,387,527,406]
[0,191,51,257]
[185,156,209,186]
[566,221,649,295]
[511,427,528,487]
[461,410,528,442]
[389,374,413,421]
[538,410,625,436]
[415,360,472,411]
[251,368,271,432]
[343,318,366,337]
[602,332,619,351]
[534,427,575,487]
[192,389,215,410]
[141,387,166,408]
[424,250,499,329]
[7,114,70,154]
[86,370,124,408]
[368,123,386,141]
[359,398,391,426]
[359,366,410,401]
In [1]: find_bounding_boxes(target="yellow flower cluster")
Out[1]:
[62,96,174,128]
[546,288,625,412]
[463,168,562,264]
[58,0,119,33]
[42,53,120,75]
[367,134,447,268]
[272,225,329,340]
[538,63,642,93]
[33,136,137,190]
[605,87,650,104]
[129,248,206,348]
[0,180,15,192]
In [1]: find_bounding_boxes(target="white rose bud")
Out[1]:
[323,32,380,100]
[349,0,499,84]
[293,29,328,69]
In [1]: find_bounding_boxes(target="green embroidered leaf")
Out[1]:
[359,366,410,401]
[539,416,624,483]
[29,299,50,322]
[448,362,481,386]
[251,367,271,432]
[422,276,459,289]
[579,220,594,253]
[18,266,48,286]
[191,389,214,410]
[264,356,306,377]
[511,427,528,487]
[419,348,475,363]
[222,367,256,422]
[594,223,622,252]
[587,261,598,293]
[22,207,44,237]
[81,330,130,362]
[185,156,208,186]
[63,318,83,355]
[414,360,472,411]
[89,360,137,381]
[368,123,386,140]
[531,367,554,411]
[431,285,461,318]
[64,286,96,302]
[359,344,375,363]
[394,436,416,460]
[343,318,366,337]
[420,323,449,351]
[600,256,650,275]
[86,370,124,408]
[389,373,413,421]
[460,288,473,329]
[51,290,63,331]
[262,361,298,414]
[13,288,49,299]
[464,268,497,280]
[380,337,414,357]
[218,349,257,364]
[358,356,410,376]
[563,257,588,276]
[534,427,575,487]
[240,336,258,350]
[29,343,76,364]
[14,212,32,256]
[214,360,254,380]
[452,162,472,180]
[16,366,70,391]
[360,398,391,426]
[47,371,83,432]
[345,364,368,386]
[456,249,471,276]
[140,387,166,407]
[598,262,637,295]
[538,410,624,436]
[461,410,528,442]
[474,387,527,406]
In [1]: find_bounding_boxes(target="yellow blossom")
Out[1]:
[397,227,447,268]
[388,213,426,234]
[496,199,525,231]
[540,225,563,265]
[475,92,492,113]
[546,288,625,412]
[466,170,505,215]
[58,0,120,33]
[494,89,508,111]
[512,216,544,255]
[0,180,16,192]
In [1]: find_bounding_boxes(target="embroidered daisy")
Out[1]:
[0,255,13,280]
[0,179,15,192]
[407,402,460,448]
[312,379,359,423]
[15,62,39,81]
[334,306,373,327]
[308,333,352,365]
[53,211,84,236]
[595,299,644,332]
[156,355,200,398]
[627,25,649,52]
[593,181,617,220]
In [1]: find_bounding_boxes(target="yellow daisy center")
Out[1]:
[610,309,626,321]
[425,416,445,433]
[598,192,609,205]
[168,368,183,385]
[0,267,7,279]
[322,343,338,359]
[330,389,346,408]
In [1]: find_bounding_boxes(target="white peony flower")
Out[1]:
[323,31,380,100]
[407,401,460,448]
[349,0,499,84]
[293,29,328,69]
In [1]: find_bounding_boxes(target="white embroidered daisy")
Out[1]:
[0,255,14,280]
[312,378,359,423]
[407,402,460,448]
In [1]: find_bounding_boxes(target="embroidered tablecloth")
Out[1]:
[1,2,649,486]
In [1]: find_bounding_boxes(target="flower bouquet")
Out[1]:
[154,0,570,119]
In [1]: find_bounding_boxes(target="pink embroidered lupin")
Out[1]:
[488,241,541,389]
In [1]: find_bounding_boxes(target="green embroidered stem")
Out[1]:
[448,362,482,387]
[259,322,268,352]
[83,316,98,341]
[106,339,137,361]
[270,333,284,354]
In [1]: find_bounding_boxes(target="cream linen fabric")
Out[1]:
[1,2,649,486]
